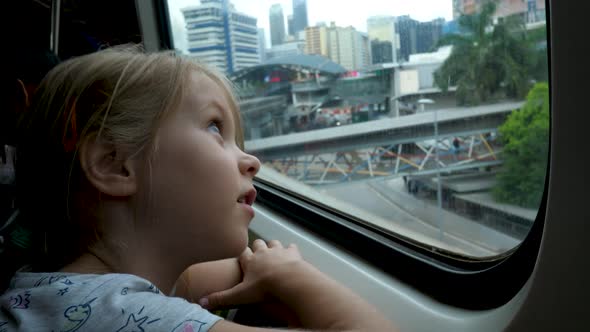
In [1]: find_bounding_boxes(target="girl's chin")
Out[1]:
[211,236,250,260]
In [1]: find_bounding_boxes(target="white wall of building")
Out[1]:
[406,46,452,89]
[326,24,371,71]
[399,70,420,94]
[182,0,260,74]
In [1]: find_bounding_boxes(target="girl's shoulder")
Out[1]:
[9,271,158,293]
[1,272,222,332]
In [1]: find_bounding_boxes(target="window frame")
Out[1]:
[153,0,551,310]
[253,172,546,309]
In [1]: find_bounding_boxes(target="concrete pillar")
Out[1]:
[272,116,283,136]
[392,68,400,117]
[249,126,261,140]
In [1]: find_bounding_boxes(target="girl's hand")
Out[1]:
[174,258,242,302]
[199,239,304,309]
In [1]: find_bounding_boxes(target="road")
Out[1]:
[319,179,520,257]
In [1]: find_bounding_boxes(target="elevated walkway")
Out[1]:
[245,101,523,159]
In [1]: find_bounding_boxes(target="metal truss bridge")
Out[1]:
[245,102,523,185]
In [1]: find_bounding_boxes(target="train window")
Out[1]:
[165,0,548,260]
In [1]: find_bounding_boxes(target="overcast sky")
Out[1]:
[166,0,453,53]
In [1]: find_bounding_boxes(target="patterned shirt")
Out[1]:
[0,272,222,331]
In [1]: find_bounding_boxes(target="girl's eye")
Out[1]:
[207,121,222,135]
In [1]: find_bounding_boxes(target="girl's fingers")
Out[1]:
[267,240,283,248]
[241,246,253,257]
[238,246,253,266]
[251,239,267,252]
[201,282,255,310]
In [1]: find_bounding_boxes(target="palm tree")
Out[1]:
[434,1,533,105]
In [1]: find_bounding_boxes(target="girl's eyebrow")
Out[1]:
[197,100,227,118]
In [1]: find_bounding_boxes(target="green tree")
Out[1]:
[434,1,535,105]
[493,82,549,208]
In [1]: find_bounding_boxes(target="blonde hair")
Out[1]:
[16,45,243,269]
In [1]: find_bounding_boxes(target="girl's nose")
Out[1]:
[239,152,261,178]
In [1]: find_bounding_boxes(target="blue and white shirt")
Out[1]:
[0,272,222,331]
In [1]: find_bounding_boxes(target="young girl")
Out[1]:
[0,46,397,331]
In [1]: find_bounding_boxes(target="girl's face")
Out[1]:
[139,72,260,264]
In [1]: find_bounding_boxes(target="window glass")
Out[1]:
[166,0,549,258]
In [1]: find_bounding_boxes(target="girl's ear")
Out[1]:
[15,79,29,108]
[79,136,139,197]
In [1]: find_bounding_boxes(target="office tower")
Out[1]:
[327,23,371,70]
[269,4,286,46]
[396,15,418,62]
[416,18,444,54]
[304,25,329,57]
[288,15,294,36]
[258,28,266,62]
[367,16,398,63]
[183,0,260,74]
[292,0,309,35]
[371,40,393,64]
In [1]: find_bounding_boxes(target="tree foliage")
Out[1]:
[434,1,541,105]
[493,82,549,208]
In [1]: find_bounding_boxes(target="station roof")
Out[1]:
[230,54,347,80]
[263,54,347,74]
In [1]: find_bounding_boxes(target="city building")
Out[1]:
[296,30,306,42]
[454,0,546,23]
[303,23,369,71]
[304,25,329,57]
[287,15,294,36]
[452,0,462,19]
[416,18,444,54]
[443,20,459,35]
[327,23,371,71]
[493,0,545,23]
[396,15,418,62]
[292,0,309,35]
[257,28,266,62]
[367,16,398,64]
[269,4,286,46]
[358,32,372,69]
[394,16,443,62]
[371,40,393,64]
[461,0,478,15]
[182,0,259,74]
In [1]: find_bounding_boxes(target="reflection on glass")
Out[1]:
[167,0,549,258]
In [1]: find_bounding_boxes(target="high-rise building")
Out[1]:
[327,23,371,71]
[304,25,329,57]
[182,0,259,74]
[359,32,371,69]
[395,16,443,62]
[452,0,462,19]
[493,0,545,23]
[269,4,286,46]
[395,15,418,62]
[258,28,266,62]
[367,16,398,64]
[287,15,294,36]
[371,40,393,64]
[462,0,478,15]
[416,18,444,54]
[455,0,546,23]
[292,0,309,35]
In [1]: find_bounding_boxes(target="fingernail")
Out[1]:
[198,297,209,308]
